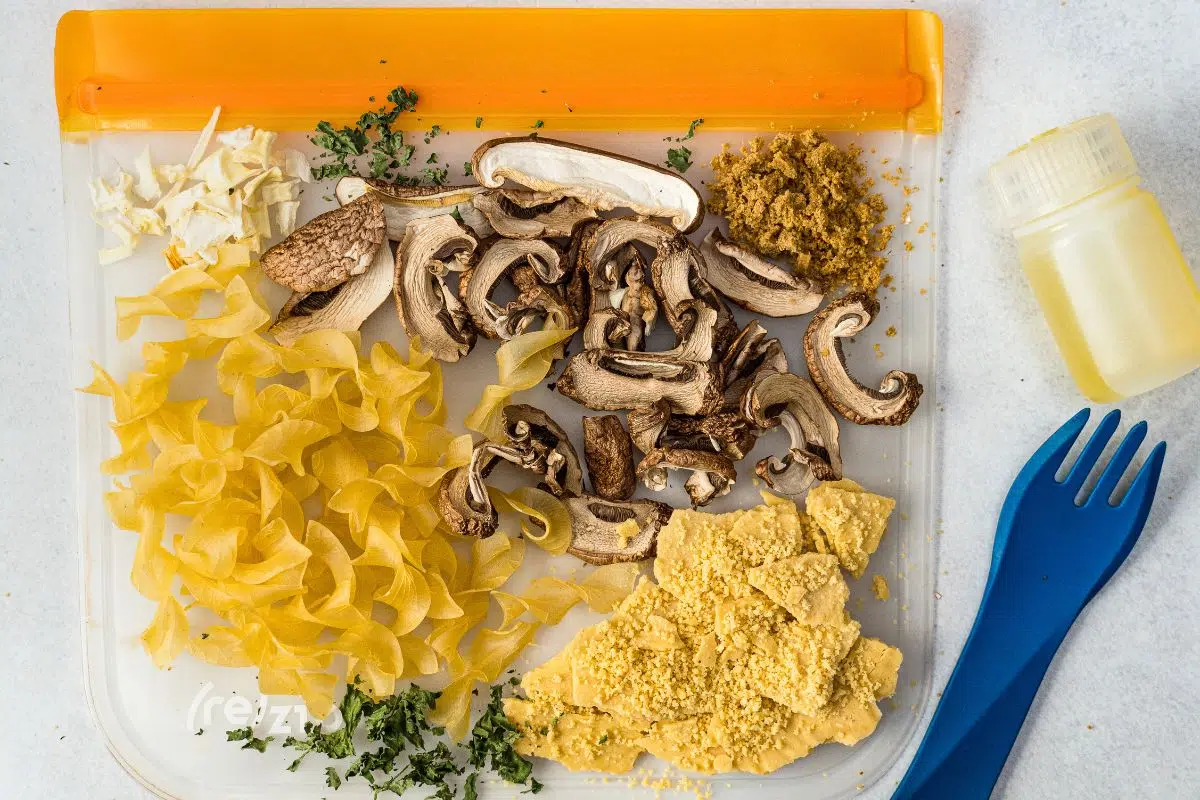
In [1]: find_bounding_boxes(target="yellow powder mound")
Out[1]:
[505,496,901,776]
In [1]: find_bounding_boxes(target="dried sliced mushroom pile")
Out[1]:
[259,135,924,565]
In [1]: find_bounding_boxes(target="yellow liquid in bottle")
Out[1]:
[1017,182,1200,401]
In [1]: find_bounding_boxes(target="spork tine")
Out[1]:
[893,408,1167,800]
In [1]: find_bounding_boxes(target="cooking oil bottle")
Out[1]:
[990,114,1200,401]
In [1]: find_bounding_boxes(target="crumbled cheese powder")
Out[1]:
[506,493,902,776]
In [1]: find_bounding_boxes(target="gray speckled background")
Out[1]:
[2,1,1199,798]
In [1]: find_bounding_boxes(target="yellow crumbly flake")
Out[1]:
[509,502,902,776]
[872,575,891,601]
[807,480,897,578]
[747,553,849,626]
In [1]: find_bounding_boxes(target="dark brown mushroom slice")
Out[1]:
[393,215,478,362]
[742,369,843,496]
[472,188,599,239]
[626,400,672,455]
[270,241,395,346]
[582,415,637,501]
[635,447,737,507]
[803,292,924,426]
[501,404,584,498]
[471,137,704,232]
[335,177,492,238]
[699,229,824,317]
[556,350,723,415]
[626,400,755,461]
[660,413,759,462]
[436,444,511,538]
[720,321,790,409]
[565,496,673,565]
[261,194,387,293]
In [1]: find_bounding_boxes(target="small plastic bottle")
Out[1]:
[990,114,1200,401]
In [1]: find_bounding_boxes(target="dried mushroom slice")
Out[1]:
[393,215,478,362]
[803,293,923,426]
[699,229,823,317]
[335,177,492,238]
[720,321,789,409]
[636,448,737,507]
[460,237,568,339]
[260,193,386,293]
[502,404,583,497]
[270,241,394,345]
[649,236,738,353]
[437,445,506,537]
[582,245,658,353]
[626,400,671,455]
[564,496,673,564]
[471,137,704,232]
[627,399,756,462]
[556,350,723,415]
[742,369,843,496]
[582,415,637,501]
[472,188,599,239]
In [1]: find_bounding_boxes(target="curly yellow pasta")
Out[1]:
[464,327,576,441]
[94,247,628,737]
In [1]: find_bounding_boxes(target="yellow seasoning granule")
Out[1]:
[707,131,893,292]
[872,575,891,601]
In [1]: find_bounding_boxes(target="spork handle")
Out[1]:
[891,599,1071,800]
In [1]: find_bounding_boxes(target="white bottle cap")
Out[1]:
[989,114,1139,229]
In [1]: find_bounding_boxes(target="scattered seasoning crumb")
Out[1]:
[916,222,928,235]
[1086,724,1095,730]
[885,325,897,337]
[708,131,892,291]
[903,185,920,197]
[880,274,894,289]
[904,240,914,252]
[873,343,884,359]
[919,288,928,296]
[901,202,913,224]
[872,575,891,601]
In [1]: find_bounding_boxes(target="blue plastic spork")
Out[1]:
[893,408,1166,800]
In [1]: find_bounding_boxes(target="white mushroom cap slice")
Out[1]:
[260,193,386,293]
[699,229,824,317]
[393,215,478,362]
[803,292,924,426]
[270,241,394,346]
[335,176,492,238]
[471,137,705,233]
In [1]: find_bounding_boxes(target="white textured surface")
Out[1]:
[2,1,1199,798]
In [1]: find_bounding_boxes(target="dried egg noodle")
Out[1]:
[87,244,633,735]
